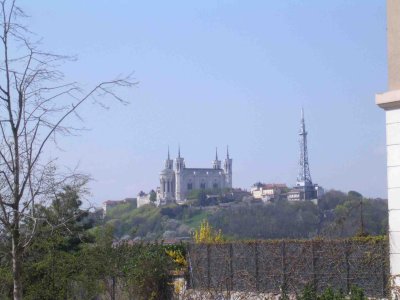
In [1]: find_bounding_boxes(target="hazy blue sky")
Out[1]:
[19,1,388,203]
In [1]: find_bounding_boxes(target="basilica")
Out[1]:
[157,147,232,204]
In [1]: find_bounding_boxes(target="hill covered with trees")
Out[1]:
[99,190,388,241]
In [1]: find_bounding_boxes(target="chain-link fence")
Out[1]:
[188,238,389,298]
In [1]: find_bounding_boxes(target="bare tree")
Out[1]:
[0,1,135,299]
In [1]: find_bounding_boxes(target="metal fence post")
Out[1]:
[255,242,259,291]
[229,243,234,291]
[311,240,317,292]
[381,240,388,298]
[281,241,287,295]
[207,244,211,289]
[345,241,350,294]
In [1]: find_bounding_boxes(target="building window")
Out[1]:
[213,183,218,189]
[200,182,206,189]
[187,183,193,190]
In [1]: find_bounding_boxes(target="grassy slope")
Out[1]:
[97,191,388,241]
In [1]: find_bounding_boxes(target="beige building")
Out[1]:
[251,183,287,202]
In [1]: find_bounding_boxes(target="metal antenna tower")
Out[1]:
[297,108,313,189]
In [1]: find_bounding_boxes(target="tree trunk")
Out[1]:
[12,227,22,300]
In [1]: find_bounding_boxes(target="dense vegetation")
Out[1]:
[102,190,388,240]
[210,190,387,239]
[0,187,183,300]
[0,188,387,299]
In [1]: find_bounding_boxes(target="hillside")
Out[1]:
[97,190,388,241]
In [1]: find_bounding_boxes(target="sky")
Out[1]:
[18,1,388,204]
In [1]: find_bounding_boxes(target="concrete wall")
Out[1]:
[386,108,400,286]
[376,1,400,290]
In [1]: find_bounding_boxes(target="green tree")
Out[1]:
[149,190,157,203]
[22,186,98,300]
[123,243,175,300]
[0,1,134,298]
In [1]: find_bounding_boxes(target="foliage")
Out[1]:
[1,216,182,299]
[161,204,188,219]
[165,248,187,268]
[122,242,175,300]
[209,200,319,239]
[299,285,345,300]
[99,203,208,239]
[209,191,387,239]
[0,189,386,299]
[298,284,365,300]
[21,187,99,300]
[0,264,12,299]
[186,188,236,206]
[149,190,157,202]
[92,190,388,241]
[298,283,317,300]
[193,220,224,243]
[105,201,137,220]
[0,1,134,298]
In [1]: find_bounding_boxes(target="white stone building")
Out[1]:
[251,183,287,202]
[157,148,233,204]
[287,184,324,202]
[137,191,151,207]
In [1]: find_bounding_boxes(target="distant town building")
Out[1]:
[102,198,136,216]
[251,183,288,202]
[137,191,151,207]
[314,185,325,199]
[287,184,324,202]
[157,147,233,204]
[137,190,157,207]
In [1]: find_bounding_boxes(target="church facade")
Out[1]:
[157,148,232,204]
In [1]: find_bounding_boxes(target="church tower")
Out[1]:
[224,146,232,188]
[165,147,173,170]
[175,146,185,201]
[212,148,221,169]
[159,148,175,203]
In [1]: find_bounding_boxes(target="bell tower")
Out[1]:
[175,146,185,172]
[159,147,175,203]
[224,146,232,188]
[212,148,221,169]
[175,146,185,201]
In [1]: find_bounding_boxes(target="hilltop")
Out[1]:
[95,190,388,241]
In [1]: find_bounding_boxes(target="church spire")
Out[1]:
[175,144,184,172]
[213,147,221,169]
[224,145,232,187]
[165,146,173,170]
